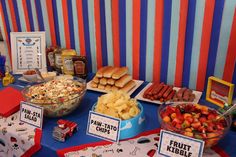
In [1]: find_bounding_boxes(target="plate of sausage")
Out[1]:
[135,82,202,105]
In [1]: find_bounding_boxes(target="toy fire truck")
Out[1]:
[52,119,78,142]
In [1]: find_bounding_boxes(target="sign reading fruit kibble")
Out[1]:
[158,130,204,157]
[86,111,121,142]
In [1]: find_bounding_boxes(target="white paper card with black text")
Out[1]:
[157,130,205,157]
[87,111,121,142]
[20,101,44,129]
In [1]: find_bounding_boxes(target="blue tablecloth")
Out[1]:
[1,74,236,156]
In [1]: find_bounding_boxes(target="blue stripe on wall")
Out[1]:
[161,0,172,83]
[82,0,92,72]
[12,0,21,31]
[100,0,108,66]
[52,0,61,45]
[119,0,126,67]
[204,0,225,92]
[139,0,148,80]
[5,0,13,31]
[35,0,44,31]
[67,0,75,49]
[182,0,196,87]
[26,0,34,31]
[1,0,11,43]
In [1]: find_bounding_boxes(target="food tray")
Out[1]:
[135,83,202,105]
[87,80,143,95]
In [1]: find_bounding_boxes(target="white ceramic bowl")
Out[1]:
[23,70,38,82]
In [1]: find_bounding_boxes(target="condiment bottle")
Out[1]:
[46,46,58,71]
[54,48,64,74]
[72,56,87,79]
[61,49,77,75]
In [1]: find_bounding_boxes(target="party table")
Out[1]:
[1,74,236,157]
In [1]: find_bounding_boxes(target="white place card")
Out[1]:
[157,130,205,157]
[10,32,47,74]
[87,111,121,142]
[20,101,44,129]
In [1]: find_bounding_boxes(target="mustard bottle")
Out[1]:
[2,67,14,86]
[61,49,77,75]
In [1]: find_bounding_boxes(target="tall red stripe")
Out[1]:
[132,0,141,79]
[0,2,12,65]
[153,0,164,83]
[8,0,18,31]
[223,9,236,82]
[62,0,71,48]
[196,0,215,91]
[174,0,188,87]
[111,0,120,67]
[46,0,56,46]
[76,0,86,56]
[22,0,30,31]
[94,0,103,69]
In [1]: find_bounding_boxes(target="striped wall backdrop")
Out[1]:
[0,0,235,94]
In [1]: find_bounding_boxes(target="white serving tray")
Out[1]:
[135,83,202,105]
[87,80,143,95]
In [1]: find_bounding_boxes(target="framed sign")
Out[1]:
[10,32,47,74]
[206,76,234,107]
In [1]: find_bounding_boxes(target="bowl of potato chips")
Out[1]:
[93,91,146,139]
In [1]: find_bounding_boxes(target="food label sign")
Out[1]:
[20,101,44,128]
[157,130,204,157]
[87,111,121,142]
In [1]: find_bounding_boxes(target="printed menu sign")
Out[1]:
[10,32,47,74]
[157,130,204,157]
[87,111,121,142]
[20,101,44,129]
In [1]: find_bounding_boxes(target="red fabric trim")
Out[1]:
[21,128,42,157]
[211,146,230,157]
[57,128,160,157]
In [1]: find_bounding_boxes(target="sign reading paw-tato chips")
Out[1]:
[87,111,121,142]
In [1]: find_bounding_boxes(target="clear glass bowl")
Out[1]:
[22,77,86,117]
[158,103,232,148]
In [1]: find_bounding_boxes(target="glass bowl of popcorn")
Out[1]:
[22,76,86,117]
[92,91,146,139]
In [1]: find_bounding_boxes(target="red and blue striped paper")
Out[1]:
[0,0,235,93]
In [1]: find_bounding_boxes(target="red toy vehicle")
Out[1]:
[53,119,78,142]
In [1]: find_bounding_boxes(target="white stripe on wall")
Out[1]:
[16,0,26,31]
[126,0,133,76]
[40,0,51,46]
[167,0,180,85]
[30,0,39,31]
[189,0,206,89]
[214,0,236,78]
[56,0,66,47]
[5,1,13,31]
[72,0,80,54]
[105,0,114,66]
[87,0,97,72]
[145,0,156,81]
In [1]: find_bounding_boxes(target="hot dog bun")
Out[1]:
[93,76,100,84]
[112,67,128,79]
[96,66,111,78]
[91,81,98,88]
[103,67,119,78]
[107,78,115,85]
[120,80,136,93]
[100,77,107,85]
[115,74,132,88]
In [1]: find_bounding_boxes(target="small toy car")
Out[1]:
[52,119,78,142]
